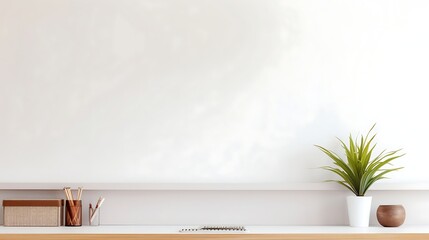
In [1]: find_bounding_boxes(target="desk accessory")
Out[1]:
[2,199,64,227]
[179,226,246,232]
[65,200,82,226]
[89,196,105,226]
[63,187,83,226]
[377,205,406,227]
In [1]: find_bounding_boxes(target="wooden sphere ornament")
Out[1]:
[376,205,406,227]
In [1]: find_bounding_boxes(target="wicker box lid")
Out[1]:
[3,199,64,207]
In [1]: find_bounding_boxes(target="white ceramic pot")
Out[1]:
[347,196,372,227]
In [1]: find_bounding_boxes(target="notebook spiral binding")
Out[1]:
[179,226,246,232]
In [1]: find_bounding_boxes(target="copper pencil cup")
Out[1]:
[65,200,82,226]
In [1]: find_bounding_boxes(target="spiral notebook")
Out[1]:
[179,226,246,232]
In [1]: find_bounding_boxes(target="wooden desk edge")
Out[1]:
[1,233,429,240]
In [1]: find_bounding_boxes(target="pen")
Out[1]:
[89,203,93,223]
[90,197,105,223]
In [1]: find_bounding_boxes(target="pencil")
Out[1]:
[64,187,74,204]
[77,187,83,200]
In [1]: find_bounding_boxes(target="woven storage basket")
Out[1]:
[3,199,64,227]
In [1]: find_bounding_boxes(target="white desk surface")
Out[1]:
[1,226,429,234]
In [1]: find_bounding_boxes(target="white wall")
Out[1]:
[1,0,429,184]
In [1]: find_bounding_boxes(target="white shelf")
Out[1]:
[1,225,429,234]
[1,182,429,190]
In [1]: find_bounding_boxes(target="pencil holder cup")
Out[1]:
[65,200,82,226]
[89,207,101,226]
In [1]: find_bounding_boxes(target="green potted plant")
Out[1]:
[315,124,404,227]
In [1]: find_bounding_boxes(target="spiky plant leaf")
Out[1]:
[316,124,404,196]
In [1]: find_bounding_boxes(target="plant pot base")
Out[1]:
[347,196,372,227]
